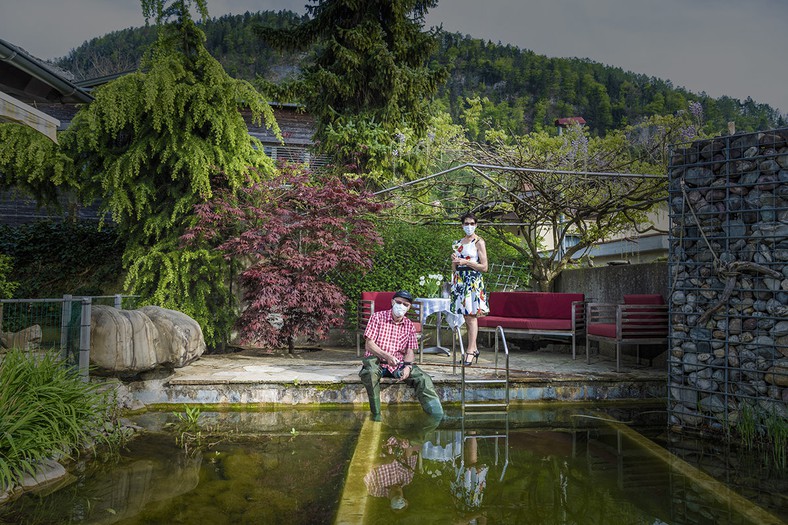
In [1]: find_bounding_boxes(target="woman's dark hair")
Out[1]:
[460,212,477,224]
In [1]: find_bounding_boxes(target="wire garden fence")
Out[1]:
[0,295,138,380]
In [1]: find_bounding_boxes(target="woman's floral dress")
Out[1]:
[450,238,489,316]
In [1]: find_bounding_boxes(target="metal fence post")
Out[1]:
[114,294,122,309]
[60,294,72,362]
[79,297,92,381]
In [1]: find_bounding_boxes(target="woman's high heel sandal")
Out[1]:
[463,350,480,367]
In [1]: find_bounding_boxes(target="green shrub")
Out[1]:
[0,254,18,299]
[331,221,529,327]
[0,349,116,490]
[0,221,124,298]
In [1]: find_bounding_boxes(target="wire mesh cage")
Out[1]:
[667,128,788,436]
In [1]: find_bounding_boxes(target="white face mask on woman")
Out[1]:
[463,224,476,236]
[391,302,409,318]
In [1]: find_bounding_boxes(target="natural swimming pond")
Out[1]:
[1,405,785,525]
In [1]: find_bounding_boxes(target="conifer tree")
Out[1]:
[255,0,447,176]
[61,0,280,345]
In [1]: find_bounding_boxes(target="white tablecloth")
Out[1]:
[416,297,465,329]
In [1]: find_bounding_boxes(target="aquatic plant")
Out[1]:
[171,405,203,454]
[764,408,787,471]
[173,405,201,429]
[737,403,758,450]
[0,348,117,490]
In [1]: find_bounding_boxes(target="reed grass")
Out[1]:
[0,348,115,490]
[737,403,758,450]
[764,408,787,471]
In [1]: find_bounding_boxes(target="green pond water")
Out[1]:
[1,405,785,525]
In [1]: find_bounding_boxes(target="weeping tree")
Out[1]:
[454,110,704,291]
[255,0,447,182]
[0,125,76,206]
[61,0,280,345]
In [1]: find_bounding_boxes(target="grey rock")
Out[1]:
[699,394,726,413]
[760,159,781,174]
[684,167,715,187]
[91,305,205,374]
[19,459,67,490]
[683,352,703,373]
[139,306,206,368]
[0,325,42,351]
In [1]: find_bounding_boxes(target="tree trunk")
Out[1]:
[530,264,558,291]
[288,336,295,355]
[533,278,553,292]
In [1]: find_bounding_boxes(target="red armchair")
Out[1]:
[586,294,669,372]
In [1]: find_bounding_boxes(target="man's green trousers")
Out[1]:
[359,356,444,417]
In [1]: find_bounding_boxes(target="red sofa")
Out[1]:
[476,292,586,358]
[586,294,668,371]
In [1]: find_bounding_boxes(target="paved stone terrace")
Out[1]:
[127,344,667,408]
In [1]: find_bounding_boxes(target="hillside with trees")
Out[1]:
[54,10,785,138]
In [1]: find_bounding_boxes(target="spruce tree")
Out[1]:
[256,0,447,176]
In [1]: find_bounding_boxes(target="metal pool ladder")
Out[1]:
[459,412,510,483]
[452,325,510,414]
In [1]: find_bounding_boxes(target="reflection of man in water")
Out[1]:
[363,436,420,512]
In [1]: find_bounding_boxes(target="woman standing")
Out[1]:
[450,212,489,366]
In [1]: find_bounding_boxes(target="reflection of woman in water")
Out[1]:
[451,434,489,513]
[364,436,419,512]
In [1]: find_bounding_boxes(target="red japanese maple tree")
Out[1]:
[187,165,385,352]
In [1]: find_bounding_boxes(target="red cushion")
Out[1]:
[622,325,668,336]
[623,294,664,305]
[361,291,396,313]
[478,316,572,331]
[487,292,584,320]
[588,323,617,338]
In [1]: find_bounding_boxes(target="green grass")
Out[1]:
[0,348,118,490]
[738,403,758,450]
[764,408,788,471]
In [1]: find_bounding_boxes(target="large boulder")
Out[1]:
[0,325,42,351]
[90,305,205,374]
[138,306,205,368]
[90,306,160,373]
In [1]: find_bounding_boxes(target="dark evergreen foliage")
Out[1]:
[54,10,784,137]
[0,221,124,298]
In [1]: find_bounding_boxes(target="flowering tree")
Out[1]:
[435,104,707,291]
[186,166,385,352]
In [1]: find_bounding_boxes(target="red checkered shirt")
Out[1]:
[363,309,418,373]
[364,454,417,497]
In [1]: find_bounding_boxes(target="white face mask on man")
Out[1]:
[391,302,409,318]
[463,224,476,236]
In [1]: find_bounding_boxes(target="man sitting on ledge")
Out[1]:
[359,290,444,420]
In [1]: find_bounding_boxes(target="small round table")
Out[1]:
[416,297,465,357]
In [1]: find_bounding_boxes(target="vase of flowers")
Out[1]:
[419,273,444,298]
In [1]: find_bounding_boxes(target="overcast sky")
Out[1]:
[1,0,786,114]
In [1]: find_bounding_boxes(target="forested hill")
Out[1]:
[55,10,784,136]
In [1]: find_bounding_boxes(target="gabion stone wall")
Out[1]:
[668,128,788,432]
